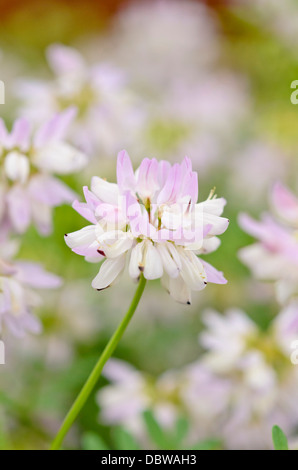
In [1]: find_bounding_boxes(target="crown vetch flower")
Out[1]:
[239,183,298,302]
[0,108,87,235]
[15,44,145,156]
[65,151,228,304]
[0,242,62,337]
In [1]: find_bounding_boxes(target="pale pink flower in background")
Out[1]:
[0,108,87,235]
[15,44,145,156]
[97,359,181,442]
[0,242,61,337]
[65,150,229,304]
[271,182,298,228]
[141,74,249,170]
[103,0,219,90]
[196,307,298,449]
[239,184,298,303]
[96,304,298,449]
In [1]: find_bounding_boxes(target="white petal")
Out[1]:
[97,230,133,258]
[91,176,120,205]
[65,225,96,249]
[129,241,145,279]
[156,243,180,278]
[34,142,87,174]
[162,273,191,305]
[179,250,207,291]
[143,241,163,280]
[196,198,227,216]
[92,255,126,290]
[4,151,29,184]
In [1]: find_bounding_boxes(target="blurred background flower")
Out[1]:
[0,0,298,450]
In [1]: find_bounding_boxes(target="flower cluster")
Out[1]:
[239,182,298,303]
[0,92,88,338]
[16,44,145,156]
[65,150,229,304]
[0,240,61,337]
[97,303,298,449]
[0,108,87,235]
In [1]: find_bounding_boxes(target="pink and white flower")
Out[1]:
[0,108,87,235]
[97,359,182,439]
[239,183,298,303]
[197,306,298,449]
[0,242,62,337]
[65,151,229,304]
[15,44,145,156]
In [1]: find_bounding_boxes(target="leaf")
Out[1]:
[272,425,288,450]
[113,426,140,450]
[81,432,109,450]
[174,416,189,447]
[189,439,222,450]
[143,410,172,449]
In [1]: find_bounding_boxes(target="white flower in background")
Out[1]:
[97,359,182,440]
[65,150,229,305]
[239,183,298,303]
[197,306,298,449]
[141,74,249,170]
[15,44,145,156]
[104,0,219,89]
[0,241,61,337]
[0,108,87,235]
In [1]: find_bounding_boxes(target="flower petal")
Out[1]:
[92,255,126,290]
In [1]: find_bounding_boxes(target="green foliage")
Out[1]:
[81,432,109,450]
[113,427,140,450]
[272,426,288,451]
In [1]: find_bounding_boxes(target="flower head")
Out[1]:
[15,44,145,156]
[0,241,62,337]
[0,108,87,235]
[239,183,298,303]
[65,151,228,304]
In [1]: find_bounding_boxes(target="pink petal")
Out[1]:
[15,261,62,289]
[116,150,136,192]
[34,107,77,147]
[7,186,31,233]
[201,260,227,284]
[46,43,85,75]
[8,118,31,151]
[272,182,298,224]
[28,175,75,207]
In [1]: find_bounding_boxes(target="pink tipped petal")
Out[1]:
[72,200,97,224]
[117,150,136,192]
[46,43,85,75]
[28,175,75,207]
[272,182,298,224]
[201,260,227,284]
[34,108,77,147]
[8,118,31,151]
[136,158,159,198]
[15,262,62,289]
[7,186,31,233]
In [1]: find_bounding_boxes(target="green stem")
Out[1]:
[50,275,147,450]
